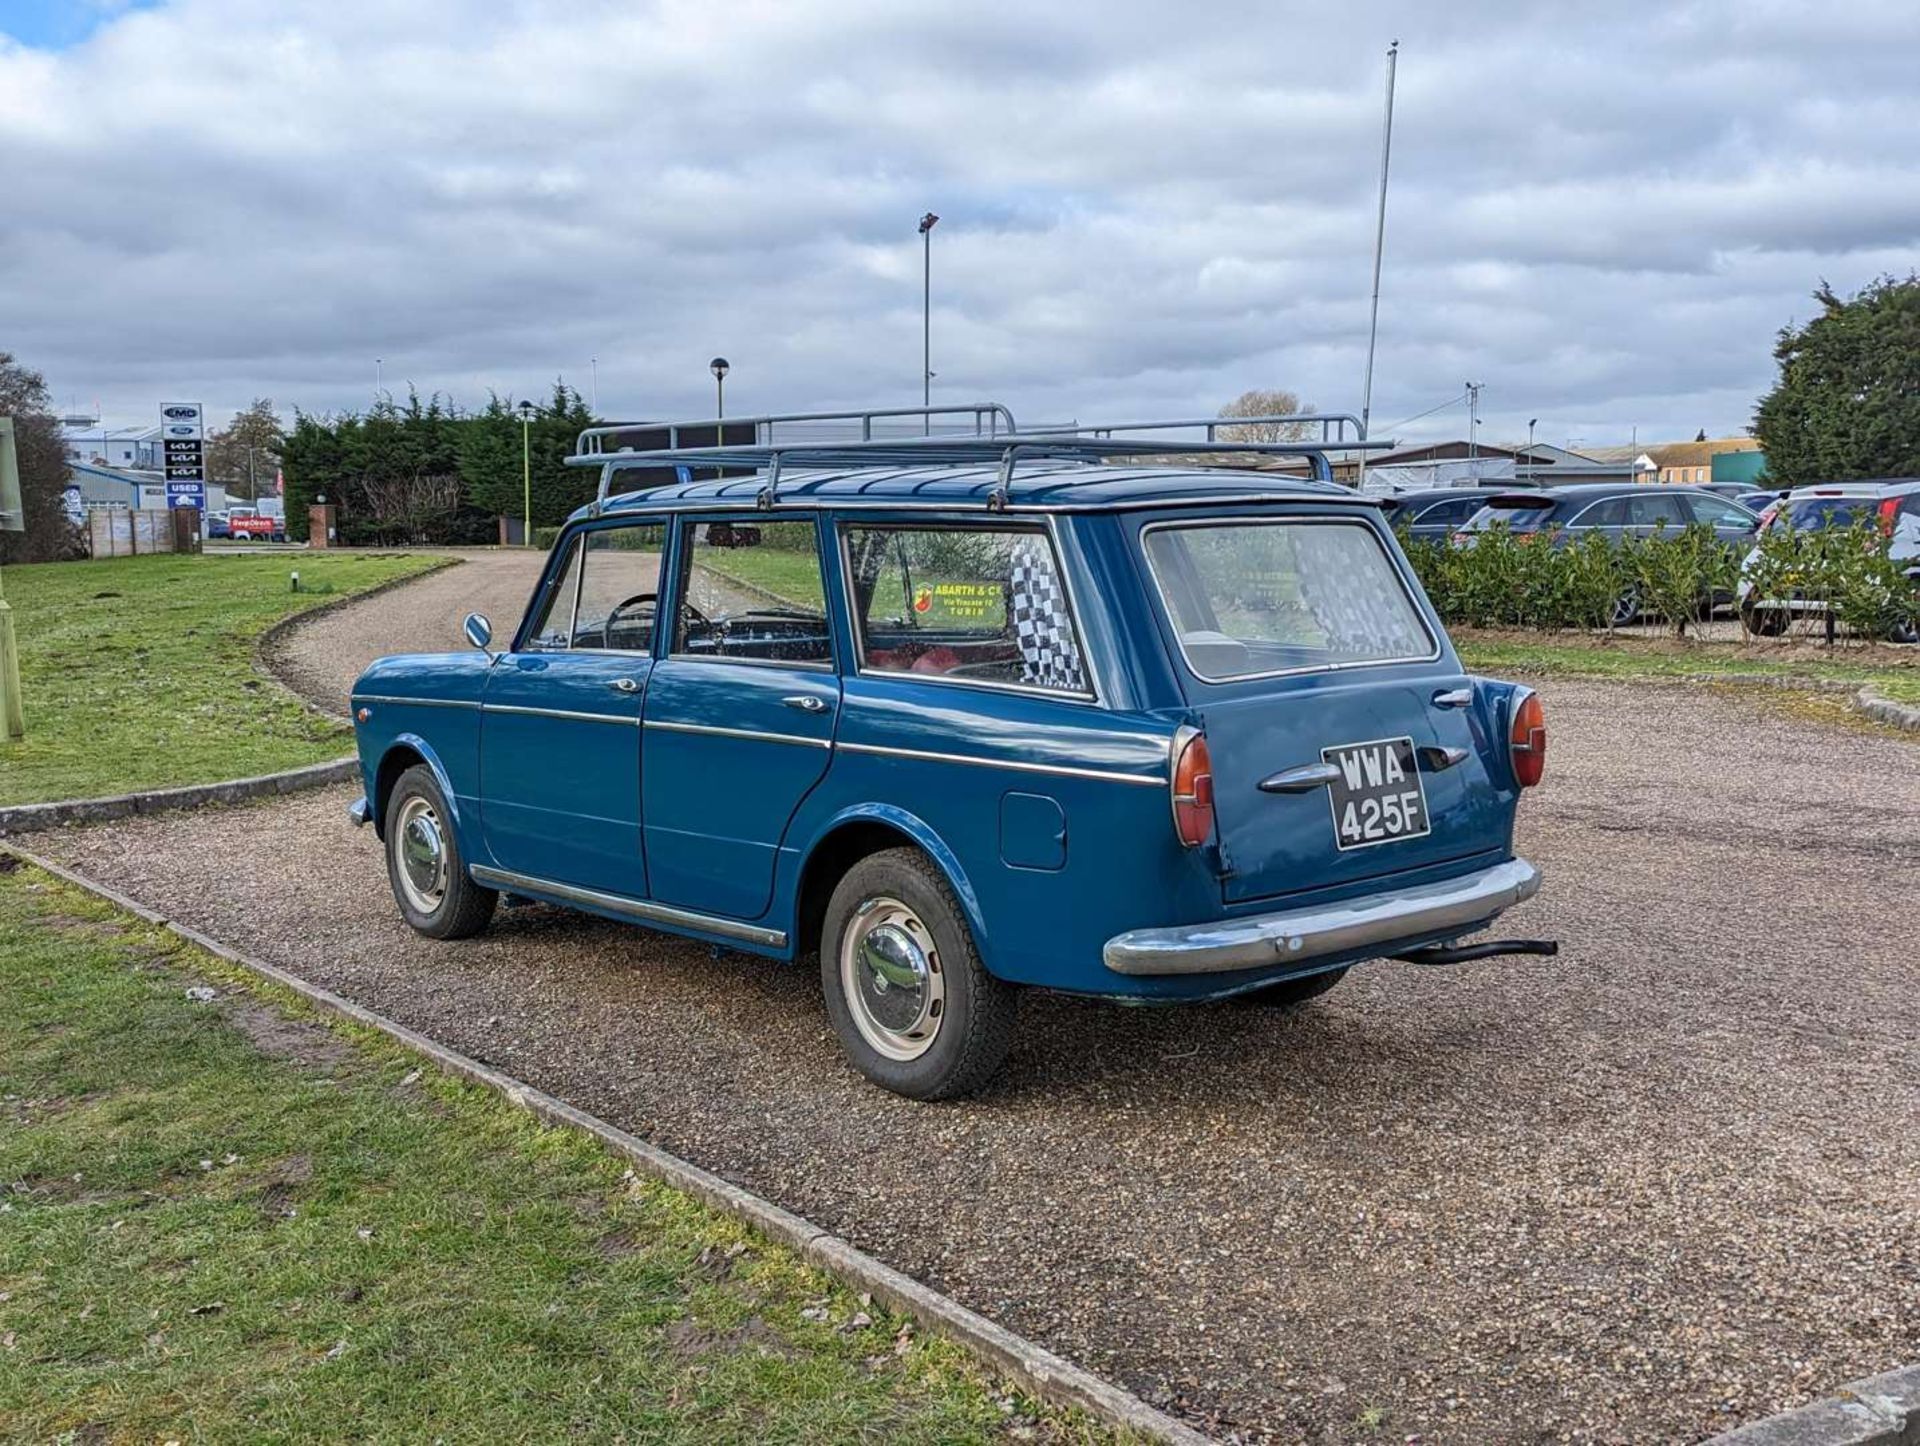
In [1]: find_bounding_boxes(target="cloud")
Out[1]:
[1,0,1917,447]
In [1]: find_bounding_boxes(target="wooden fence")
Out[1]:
[87,509,202,558]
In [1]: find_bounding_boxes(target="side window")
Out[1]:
[573,524,667,650]
[1627,493,1688,528]
[1573,497,1628,528]
[1418,497,1478,526]
[520,523,666,651]
[673,519,833,666]
[844,524,1088,695]
[1688,496,1754,527]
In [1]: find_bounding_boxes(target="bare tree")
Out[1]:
[205,398,285,501]
[1217,388,1316,443]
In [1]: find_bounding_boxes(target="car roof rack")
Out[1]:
[567,404,1392,513]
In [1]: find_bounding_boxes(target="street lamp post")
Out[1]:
[710,358,729,421]
[918,212,939,431]
[517,399,536,547]
[1525,418,1538,483]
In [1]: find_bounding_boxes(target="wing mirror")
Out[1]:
[463,612,494,653]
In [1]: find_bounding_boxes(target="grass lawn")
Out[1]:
[0,552,445,807]
[1454,629,1920,708]
[0,863,1124,1444]
[693,547,828,610]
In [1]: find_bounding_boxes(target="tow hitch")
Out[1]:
[1391,939,1559,966]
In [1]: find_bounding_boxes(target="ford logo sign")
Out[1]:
[166,425,198,436]
[162,406,199,420]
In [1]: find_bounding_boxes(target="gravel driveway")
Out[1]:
[29,566,1920,1444]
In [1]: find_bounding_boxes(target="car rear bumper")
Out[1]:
[1102,857,1542,976]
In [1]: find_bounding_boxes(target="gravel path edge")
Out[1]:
[1708,1362,1920,1445]
[0,840,1215,1446]
[252,552,464,723]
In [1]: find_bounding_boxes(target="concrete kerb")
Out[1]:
[0,757,362,835]
[0,841,1215,1446]
[1708,1363,1920,1445]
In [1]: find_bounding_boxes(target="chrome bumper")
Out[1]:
[1102,858,1541,977]
[348,795,371,828]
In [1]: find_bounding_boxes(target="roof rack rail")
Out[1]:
[573,402,1018,460]
[575,426,1397,514]
[1055,413,1371,448]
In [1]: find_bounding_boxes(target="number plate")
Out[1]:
[1322,736,1431,851]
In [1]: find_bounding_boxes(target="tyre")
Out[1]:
[1232,967,1349,1009]
[1741,602,1787,637]
[383,765,497,940]
[820,848,1017,1100]
[1610,587,1640,628]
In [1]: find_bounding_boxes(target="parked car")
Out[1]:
[1381,486,1524,541]
[1737,479,1920,636]
[1457,483,1760,624]
[346,406,1553,1099]
[1698,481,1778,512]
[206,510,232,539]
[228,510,283,541]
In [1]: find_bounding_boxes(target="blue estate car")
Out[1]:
[348,407,1552,1098]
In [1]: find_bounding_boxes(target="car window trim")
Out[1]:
[835,515,1099,705]
[1139,515,1441,686]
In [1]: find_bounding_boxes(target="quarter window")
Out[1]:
[672,519,833,666]
[843,525,1088,694]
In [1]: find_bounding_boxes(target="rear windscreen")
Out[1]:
[1779,497,1871,529]
[1459,501,1556,532]
[1142,519,1436,681]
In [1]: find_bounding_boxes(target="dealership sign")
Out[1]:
[160,401,205,487]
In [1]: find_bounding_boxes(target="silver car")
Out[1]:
[1737,479,1920,636]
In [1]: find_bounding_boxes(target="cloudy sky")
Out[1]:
[2,0,1917,450]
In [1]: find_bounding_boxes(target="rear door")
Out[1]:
[1139,512,1510,904]
[639,516,839,921]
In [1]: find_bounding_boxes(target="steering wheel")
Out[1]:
[594,592,710,650]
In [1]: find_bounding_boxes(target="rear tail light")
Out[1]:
[1170,726,1214,847]
[1509,690,1546,788]
[1878,497,1901,536]
[1757,504,1779,530]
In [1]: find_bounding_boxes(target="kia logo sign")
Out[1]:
[162,406,200,420]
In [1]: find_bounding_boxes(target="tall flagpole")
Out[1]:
[1357,40,1398,491]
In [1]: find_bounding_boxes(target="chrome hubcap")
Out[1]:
[840,897,943,1062]
[394,796,447,913]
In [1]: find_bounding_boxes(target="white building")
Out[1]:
[63,424,165,471]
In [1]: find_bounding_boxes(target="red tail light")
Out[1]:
[1170,727,1214,847]
[1878,497,1900,536]
[1509,690,1546,788]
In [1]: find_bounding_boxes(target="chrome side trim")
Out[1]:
[469,864,787,948]
[480,703,638,725]
[350,694,480,710]
[644,719,831,748]
[1103,857,1542,976]
[838,739,1165,786]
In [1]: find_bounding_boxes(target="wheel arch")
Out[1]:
[371,734,466,845]
[791,805,992,970]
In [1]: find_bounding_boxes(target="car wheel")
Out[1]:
[820,847,1017,1100]
[1741,603,1787,637]
[1610,587,1640,627]
[1231,967,1349,1009]
[384,765,496,940]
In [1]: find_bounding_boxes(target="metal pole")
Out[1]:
[1357,40,1399,492]
[375,358,383,398]
[1526,418,1536,483]
[923,225,931,432]
[1466,382,1481,462]
[521,416,531,547]
[716,373,724,419]
[590,357,598,414]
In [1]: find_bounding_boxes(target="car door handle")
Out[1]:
[1430,686,1474,708]
[608,678,640,694]
[1259,762,1343,793]
[782,694,831,713]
